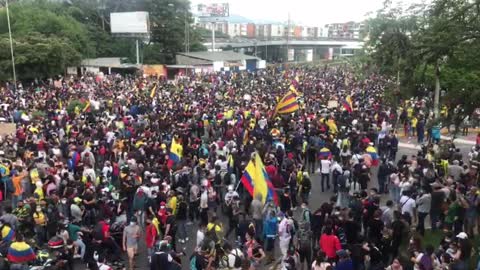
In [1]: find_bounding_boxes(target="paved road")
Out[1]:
[78,141,473,270]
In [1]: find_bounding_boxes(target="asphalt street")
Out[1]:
[72,140,474,270]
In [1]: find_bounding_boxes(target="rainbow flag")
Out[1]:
[366,146,379,166]
[240,153,279,205]
[167,138,183,168]
[7,241,36,263]
[150,84,157,98]
[274,90,299,115]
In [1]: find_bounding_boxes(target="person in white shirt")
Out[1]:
[399,191,416,225]
[278,212,293,258]
[318,157,331,192]
[220,243,244,270]
[331,160,343,193]
[196,223,206,250]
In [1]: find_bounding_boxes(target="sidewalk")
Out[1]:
[396,127,478,146]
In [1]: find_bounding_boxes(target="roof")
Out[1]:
[166,65,196,69]
[81,58,140,68]
[176,51,260,62]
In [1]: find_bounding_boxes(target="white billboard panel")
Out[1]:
[288,49,295,61]
[110,12,149,34]
[305,49,313,62]
[196,3,229,17]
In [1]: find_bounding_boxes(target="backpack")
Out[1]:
[297,227,312,247]
[419,254,433,270]
[337,175,348,192]
[206,224,220,243]
[288,218,298,237]
[230,249,243,268]
[190,254,198,270]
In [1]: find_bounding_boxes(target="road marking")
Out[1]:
[440,136,476,145]
[398,142,421,150]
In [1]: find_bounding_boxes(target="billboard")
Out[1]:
[196,3,229,17]
[288,49,295,61]
[305,49,313,62]
[110,12,149,34]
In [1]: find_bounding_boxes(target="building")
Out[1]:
[325,21,365,39]
[68,57,139,75]
[176,51,263,72]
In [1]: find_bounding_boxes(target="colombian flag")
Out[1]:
[274,90,299,115]
[7,241,36,263]
[150,84,157,98]
[167,137,183,168]
[366,146,379,166]
[240,157,255,197]
[341,95,353,113]
[240,153,279,205]
[1,225,15,242]
[254,153,279,205]
[318,147,332,159]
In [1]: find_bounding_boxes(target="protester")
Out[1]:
[0,65,476,270]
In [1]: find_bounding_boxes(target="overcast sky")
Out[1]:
[191,0,425,25]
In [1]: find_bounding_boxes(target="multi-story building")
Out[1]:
[195,16,364,40]
[325,21,365,39]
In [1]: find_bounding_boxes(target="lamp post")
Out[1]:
[5,0,17,91]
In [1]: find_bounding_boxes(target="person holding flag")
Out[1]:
[168,136,183,169]
[273,90,300,116]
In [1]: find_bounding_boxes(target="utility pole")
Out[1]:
[136,39,140,65]
[286,12,290,62]
[184,9,190,53]
[6,0,17,91]
[211,21,216,52]
[434,60,441,119]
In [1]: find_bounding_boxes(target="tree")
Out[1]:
[0,34,82,80]
[145,0,205,64]
[0,1,87,80]
[366,0,480,115]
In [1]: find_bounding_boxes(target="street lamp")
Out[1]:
[5,0,17,91]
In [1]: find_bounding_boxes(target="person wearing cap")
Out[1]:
[123,216,140,270]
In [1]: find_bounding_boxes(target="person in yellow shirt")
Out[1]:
[407,106,414,119]
[167,191,178,216]
[206,215,223,244]
[411,116,418,137]
[33,181,44,202]
[33,205,47,246]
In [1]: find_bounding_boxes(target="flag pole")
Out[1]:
[6,0,17,92]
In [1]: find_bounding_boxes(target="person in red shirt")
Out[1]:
[145,216,157,260]
[319,226,341,263]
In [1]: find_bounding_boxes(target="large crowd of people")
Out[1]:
[0,65,477,270]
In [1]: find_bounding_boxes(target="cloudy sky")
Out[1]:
[191,0,426,25]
